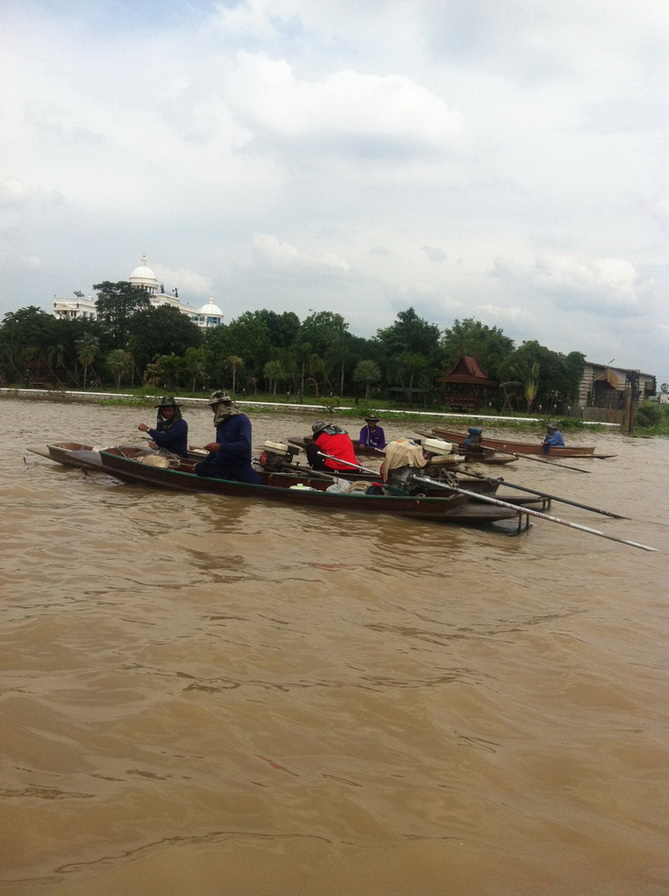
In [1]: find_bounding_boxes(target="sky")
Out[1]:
[1,0,668,382]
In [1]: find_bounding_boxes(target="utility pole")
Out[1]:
[624,371,640,435]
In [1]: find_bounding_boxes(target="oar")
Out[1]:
[458,470,628,519]
[409,474,657,552]
[501,451,591,474]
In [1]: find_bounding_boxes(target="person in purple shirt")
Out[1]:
[542,423,565,454]
[358,415,386,450]
[195,390,261,483]
[138,396,189,457]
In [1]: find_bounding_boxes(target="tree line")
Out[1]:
[0,280,586,414]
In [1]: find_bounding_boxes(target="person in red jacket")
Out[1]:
[305,421,359,473]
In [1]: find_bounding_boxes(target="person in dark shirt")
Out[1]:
[305,421,359,473]
[542,423,565,454]
[195,390,261,483]
[138,396,189,457]
[358,415,386,450]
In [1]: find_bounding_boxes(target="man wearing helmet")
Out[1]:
[194,390,261,483]
[305,421,358,473]
[138,397,189,457]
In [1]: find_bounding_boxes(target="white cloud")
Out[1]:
[474,304,536,325]
[0,0,667,378]
[227,54,464,155]
[492,254,656,312]
[151,265,213,299]
[252,234,350,273]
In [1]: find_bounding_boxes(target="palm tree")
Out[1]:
[75,334,100,389]
[46,343,65,383]
[105,348,133,389]
[501,361,541,412]
[225,355,244,393]
[353,359,381,400]
[263,360,284,396]
[184,346,209,393]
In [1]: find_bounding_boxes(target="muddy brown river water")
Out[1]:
[1,397,667,895]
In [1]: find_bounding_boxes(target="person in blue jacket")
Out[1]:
[138,396,189,457]
[542,422,565,453]
[195,390,261,483]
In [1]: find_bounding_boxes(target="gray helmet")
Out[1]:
[208,390,232,406]
[312,420,328,436]
[154,396,178,408]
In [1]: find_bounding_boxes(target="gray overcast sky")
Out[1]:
[1,0,667,380]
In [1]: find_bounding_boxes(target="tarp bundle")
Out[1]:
[382,439,426,482]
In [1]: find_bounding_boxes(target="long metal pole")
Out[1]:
[318,453,656,551]
[459,471,628,519]
[412,475,657,552]
[503,451,592,474]
[317,451,377,474]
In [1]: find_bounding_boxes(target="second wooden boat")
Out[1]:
[432,427,598,457]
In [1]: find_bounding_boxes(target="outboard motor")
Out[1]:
[386,464,425,494]
[420,437,459,484]
[257,441,299,472]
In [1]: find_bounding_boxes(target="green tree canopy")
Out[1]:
[353,359,381,400]
[0,306,100,384]
[218,312,273,380]
[105,348,134,389]
[299,310,349,357]
[499,342,585,414]
[128,305,203,372]
[93,281,150,348]
[376,307,441,357]
[440,318,515,380]
[257,310,301,349]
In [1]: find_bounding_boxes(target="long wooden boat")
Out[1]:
[96,446,535,526]
[431,427,598,458]
[30,441,205,472]
[26,441,107,472]
[32,440,522,503]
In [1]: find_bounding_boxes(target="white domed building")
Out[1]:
[195,298,224,328]
[130,255,223,328]
[53,254,224,328]
[128,255,160,295]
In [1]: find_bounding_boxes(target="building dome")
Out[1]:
[129,254,158,293]
[199,299,223,316]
